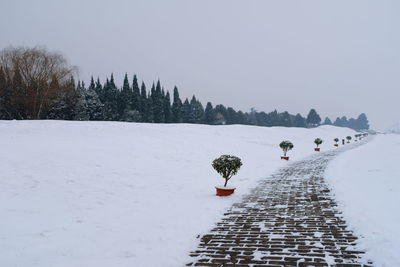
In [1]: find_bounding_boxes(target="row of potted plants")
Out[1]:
[214,132,369,196]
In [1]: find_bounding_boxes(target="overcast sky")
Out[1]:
[1,0,399,130]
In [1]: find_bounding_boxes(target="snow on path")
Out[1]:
[326,134,400,267]
[188,141,371,266]
[0,120,357,267]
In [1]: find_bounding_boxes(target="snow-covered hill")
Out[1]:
[0,121,356,267]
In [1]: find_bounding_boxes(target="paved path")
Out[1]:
[187,142,372,266]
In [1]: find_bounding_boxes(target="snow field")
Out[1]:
[326,134,400,266]
[0,120,356,267]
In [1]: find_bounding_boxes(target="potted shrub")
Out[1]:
[346,136,352,143]
[212,155,243,196]
[334,138,339,147]
[279,140,293,160]
[314,138,323,151]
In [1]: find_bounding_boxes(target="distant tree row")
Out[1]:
[0,46,369,130]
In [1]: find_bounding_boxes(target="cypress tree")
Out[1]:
[279,111,291,127]
[204,102,215,124]
[139,81,148,122]
[226,107,238,124]
[164,91,172,123]
[182,98,191,123]
[306,108,321,126]
[293,113,306,127]
[189,95,204,123]
[171,86,183,123]
[355,113,369,130]
[214,104,227,125]
[132,75,140,111]
[152,80,165,123]
[85,79,104,120]
[103,74,119,121]
[119,73,132,118]
[323,117,332,125]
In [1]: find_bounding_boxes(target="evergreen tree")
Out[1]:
[279,111,292,127]
[189,95,204,123]
[119,73,132,118]
[293,113,306,127]
[355,113,369,130]
[268,110,279,126]
[333,117,341,126]
[171,86,183,123]
[182,98,191,123]
[85,80,104,120]
[204,102,215,124]
[164,91,172,123]
[74,81,90,120]
[236,111,246,124]
[323,117,332,125]
[306,108,321,126]
[226,107,238,124]
[47,76,77,120]
[102,74,119,121]
[340,116,348,127]
[152,80,165,123]
[214,104,227,125]
[139,81,149,122]
[131,75,141,111]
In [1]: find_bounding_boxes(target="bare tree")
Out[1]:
[0,46,77,119]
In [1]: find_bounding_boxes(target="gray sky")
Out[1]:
[1,0,399,130]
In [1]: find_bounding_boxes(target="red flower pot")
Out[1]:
[334,144,339,147]
[314,148,320,152]
[281,156,289,160]
[215,186,236,196]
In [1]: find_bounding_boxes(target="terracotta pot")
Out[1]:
[314,148,320,152]
[215,186,236,196]
[281,156,289,160]
[334,144,339,147]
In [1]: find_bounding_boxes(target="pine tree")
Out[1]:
[204,102,215,124]
[306,108,321,126]
[164,91,172,123]
[119,73,132,118]
[47,76,77,120]
[139,81,148,122]
[171,86,183,123]
[214,105,227,125]
[152,80,165,123]
[333,117,341,126]
[74,81,90,120]
[293,113,306,127]
[355,113,369,130]
[279,111,291,127]
[226,107,238,124]
[131,75,141,111]
[182,98,191,123]
[340,116,348,127]
[323,117,332,125]
[189,95,204,123]
[95,77,103,101]
[85,80,104,120]
[102,74,119,121]
[268,110,279,126]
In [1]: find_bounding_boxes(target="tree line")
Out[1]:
[0,46,369,130]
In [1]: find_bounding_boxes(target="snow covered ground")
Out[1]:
[326,134,400,266]
[0,121,356,267]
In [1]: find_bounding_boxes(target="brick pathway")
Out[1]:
[187,146,373,266]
